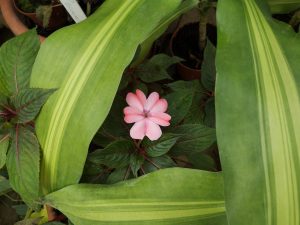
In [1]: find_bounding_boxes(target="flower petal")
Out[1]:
[124,114,145,123]
[145,119,162,141]
[150,112,171,121]
[136,89,147,105]
[130,120,146,140]
[150,99,168,113]
[148,116,170,126]
[126,93,143,112]
[144,92,159,111]
[123,106,142,115]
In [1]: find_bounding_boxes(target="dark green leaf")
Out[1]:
[143,155,176,173]
[0,30,40,96]
[188,153,217,171]
[135,54,181,83]
[106,167,131,184]
[0,134,9,169]
[203,97,215,128]
[89,140,134,168]
[11,88,56,124]
[170,124,216,156]
[201,40,216,92]
[12,204,28,217]
[130,154,144,177]
[0,175,11,196]
[144,134,179,157]
[6,126,40,208]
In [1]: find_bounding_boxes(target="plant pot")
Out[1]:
[170,22,201,80]
[13,0,68,29]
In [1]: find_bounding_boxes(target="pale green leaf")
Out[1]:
[216,0,300,224]
[30,0,184,194]
[45,168,227,225]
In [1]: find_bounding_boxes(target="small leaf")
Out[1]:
[0,134,9,169]
[143,155,176,173]
[201,40,216,92]
[106,167,131,184]
[144,134,179,157]
[170,124,216,156]
[6,125,40,208]
[11,88,56,123]
[130,154,144,177]
[0,175,11,196]
[0,30,40,96]
[89,140,134,168]
[135,54,181,83]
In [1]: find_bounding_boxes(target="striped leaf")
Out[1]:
[30,0,186,194]
[216,0,300,225]
[45,168,227,225]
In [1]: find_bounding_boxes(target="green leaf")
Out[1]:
[0,134,9,169]
[130,153,144,177]
[143,155,176,173]
[0,176,11,196]
[11,88,56,124]
[170,124,216,156]
[106,167,132,184]
[45,168,227,225]
[201,40,216,92]
[216,0,300,224]
[144,134,179,158]
[188,153,217,171]
[203,97,215,128]
[135,54,181,83]
[30,0,184,195]
[89,140,133,169]
[6,126,40,207]
[0,30,40,96]
[267,0,300,13]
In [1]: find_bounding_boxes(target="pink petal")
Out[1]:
[124,114,145,123]
[126,93,143,112]
[130,120,146,140]
[136,89,147,105]
[150,99,168,113]
[148,116,170,126]
[145,119,162,141]
[123,106,142,115]
[150,112,171,121]
[144,92,159,111]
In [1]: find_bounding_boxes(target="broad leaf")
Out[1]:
[11,88,56,123]
[0,30,40,96]
[170,124,216,156]
[143,155,176,173]
[216,0,300,225]
[144,134,179,158]
[6,126,40,207]
[89,140,133,169]
[134,54,181,83]
[45,168,227,225]
[0,134,9,169]
[30,0,184,195]
[0,176,11,196]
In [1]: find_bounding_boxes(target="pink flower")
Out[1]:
[124,89,171,141]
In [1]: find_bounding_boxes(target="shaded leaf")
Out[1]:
[135,54,181,83]
[143,155,176,173]
[203,97,215,128]
[130,153,144,177]
[170,124,216,156]
[11,88,56,123]
[0,134,9,169]
[89,140,134,169]
[201,40,216,92]
[144,134,179,157]
[0,175,11,196]
[106,167,132,184]
[6,126,40,208]
[0,30,40,96]
[188,153,217,171]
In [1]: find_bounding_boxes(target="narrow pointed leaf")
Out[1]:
[216,0,300,225]
[0,30,40,96]
[12,88,56,123]
[6,126,40,207]
[30,0,184,194]
[45,168,227,225]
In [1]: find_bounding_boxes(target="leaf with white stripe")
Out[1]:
[216,0,300,225]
